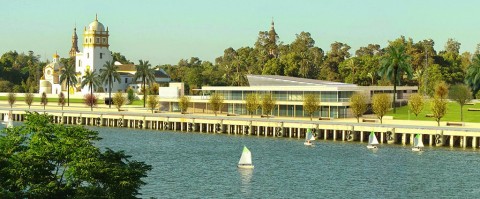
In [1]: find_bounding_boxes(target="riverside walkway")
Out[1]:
[1,101,480,149]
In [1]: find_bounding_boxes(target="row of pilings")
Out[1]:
[2,110,479,149]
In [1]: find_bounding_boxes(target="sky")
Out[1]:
[1,0,479,65]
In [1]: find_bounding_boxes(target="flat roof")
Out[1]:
[247,75,357,87]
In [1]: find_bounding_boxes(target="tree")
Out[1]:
[178,96,190,114]
[435,81,449,99]
[127,88,135,104]
[449,84,472,122]
[431,96,447,126]
[24,92,34,109]
[147,95,159,113]
[0,112,151,198]
[245,93,260,118]
[40,92,48,110]
[99,61,121,108]
[466,54,480,97]
[209,92,224,116]
[83,94,98,111]
[349,92,368,123]
[7,92,16,108]
[133,60,156,108]
[113,91,127,112]
[58,92,66,110]
[372,93,391,124]
[59,63,78,106]
[378,44,413,113]
[303,93,320,121]
[261,93,277,117]
[408,93,424,118]
[150,83,160,95]
[81,70,100,111]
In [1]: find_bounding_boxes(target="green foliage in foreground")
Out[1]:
[0,112,152,198]
[387,101,480,123]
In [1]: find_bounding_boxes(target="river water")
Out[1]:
[91,126,480,198]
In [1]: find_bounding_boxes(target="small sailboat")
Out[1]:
[367,131,379,149]
[304,129,315,146]
[238,146,254,169]
[3,112,13,128]
[412,134,424,152]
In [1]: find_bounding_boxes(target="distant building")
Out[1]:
[39,53,63,94]
[159,75,418,118]
[40,15,170,95]
[74,14,113,94]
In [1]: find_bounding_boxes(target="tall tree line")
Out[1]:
[2,30,480,97]
[159,30,479,97]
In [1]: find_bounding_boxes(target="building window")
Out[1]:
[102,38,106,43]
[96,37,100,43]
[87,53,89,58]
[78,60,81,67]
[85,38,87,43]
[100,53,103,59]
[89,38,92,43]
[125,78,128,83]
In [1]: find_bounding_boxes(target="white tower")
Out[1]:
[75,14,112,94]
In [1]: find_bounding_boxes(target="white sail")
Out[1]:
[306,129,315,141]
[238,146,253,166]
[368,132,379,145]
[3,113,8,122]
[306,131,312,141]
[414,134,424,148]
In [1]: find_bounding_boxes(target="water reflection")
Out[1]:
[238,168,253,195]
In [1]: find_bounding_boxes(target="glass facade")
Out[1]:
[203,90,356,118]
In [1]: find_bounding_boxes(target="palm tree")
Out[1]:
[81,69,101,111]
[133,60,156,108]
[59,64,78,106]
[99,61,121,108]
[466,54,480,96]
[378,44,413,113]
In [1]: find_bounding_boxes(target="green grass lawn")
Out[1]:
[387,101,480,123]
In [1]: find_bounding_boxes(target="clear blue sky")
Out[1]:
[1,0,479,65]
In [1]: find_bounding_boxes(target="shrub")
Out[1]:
[127,88,135,104]
[147,95,159,113]
[24,92,34,109]
[7,92,16,108]
[41,92,48,110]
[113,91,127,112]
[58,92,66,110]
[83,94,98,111]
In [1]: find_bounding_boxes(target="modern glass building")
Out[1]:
[159,75,418,119]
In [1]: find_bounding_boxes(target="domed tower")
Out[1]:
[39,53,64,94]
[75,14,113,94]
[69,27,79,57]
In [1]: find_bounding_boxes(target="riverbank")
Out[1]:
[1,100,480,149]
